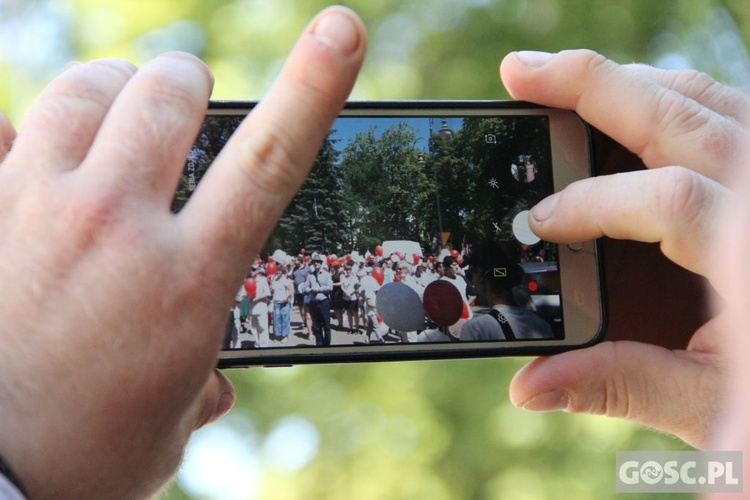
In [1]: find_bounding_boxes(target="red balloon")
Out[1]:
[412,254,420,265]
[375,245,383,257]
[243,278,257,299]
[451,249,460,259]
[266,263,278,275]
[372,267,385,286]
[423,280,463,326]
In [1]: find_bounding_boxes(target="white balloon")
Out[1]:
[376,282,425,332]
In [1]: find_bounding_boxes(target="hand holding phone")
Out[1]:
[500,49,740,449]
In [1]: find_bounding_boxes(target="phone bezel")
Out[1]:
[203,101,606,367]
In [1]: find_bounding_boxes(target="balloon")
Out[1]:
[460,300,470,319]
[372,267,385,286]
[243,278,257,299]
[412,254,420,265]
[451,249,460,259]
[423,280,462,326]
[376,283,425,332]
[377,320,390,337]
[266,262,278,275]
[375,245,383,257]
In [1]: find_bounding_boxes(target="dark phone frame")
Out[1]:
[204,100,607,368]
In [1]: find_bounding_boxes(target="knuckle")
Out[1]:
[568,50,611,105]
[579,49,610,75]
[575,342,633,419]
[28,95,85,136]
[696,118,739,169]
[644,86,740,169]
[233,124,310,200]
[653,87,704,135]
[674,69,718,101]
[654,166,706,227]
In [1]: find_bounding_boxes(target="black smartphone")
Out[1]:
[174,101,605,367]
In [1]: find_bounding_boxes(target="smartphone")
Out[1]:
[174,101,605,367]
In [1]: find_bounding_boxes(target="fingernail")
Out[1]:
[530,193,559,224]
[312,8,362,56]
[515,50,554,67]
[521,391,569,412]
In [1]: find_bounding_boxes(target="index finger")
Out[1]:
[180,7,366,265]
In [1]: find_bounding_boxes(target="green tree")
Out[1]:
[271,135,347,255]
[341,123,430,252]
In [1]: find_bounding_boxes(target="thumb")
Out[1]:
[510,336,724,449]
[192,370,236,430]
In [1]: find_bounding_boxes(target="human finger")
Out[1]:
[81,52,213,205]
[529,167,735,280]
[191,370,236,430]
[8,60,137,171]
[0,112,16,162]
[510,329,726,449]
[499,49,747,183]
[181,6,366,262]
[623,63,750,122]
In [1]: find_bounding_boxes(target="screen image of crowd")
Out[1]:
[175,112,564,350]
[224,240,561,351]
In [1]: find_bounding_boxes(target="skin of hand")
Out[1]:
[499,49,748,449]
[709,140,750,495]
[0,6,365,499]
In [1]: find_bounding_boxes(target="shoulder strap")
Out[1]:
[489,309,517,340]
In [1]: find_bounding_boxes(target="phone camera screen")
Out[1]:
[176,111,563,351]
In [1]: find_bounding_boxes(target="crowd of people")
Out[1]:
[225,243,556,349]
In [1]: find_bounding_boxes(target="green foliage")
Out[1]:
[340,123,425,250]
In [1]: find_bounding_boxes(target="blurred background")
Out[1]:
[2,0,748,498]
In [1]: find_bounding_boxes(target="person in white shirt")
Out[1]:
[270,266,294,343]
[340,264,361,332]
[249,265,271,347]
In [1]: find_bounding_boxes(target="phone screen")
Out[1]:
[175,105,582,360]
